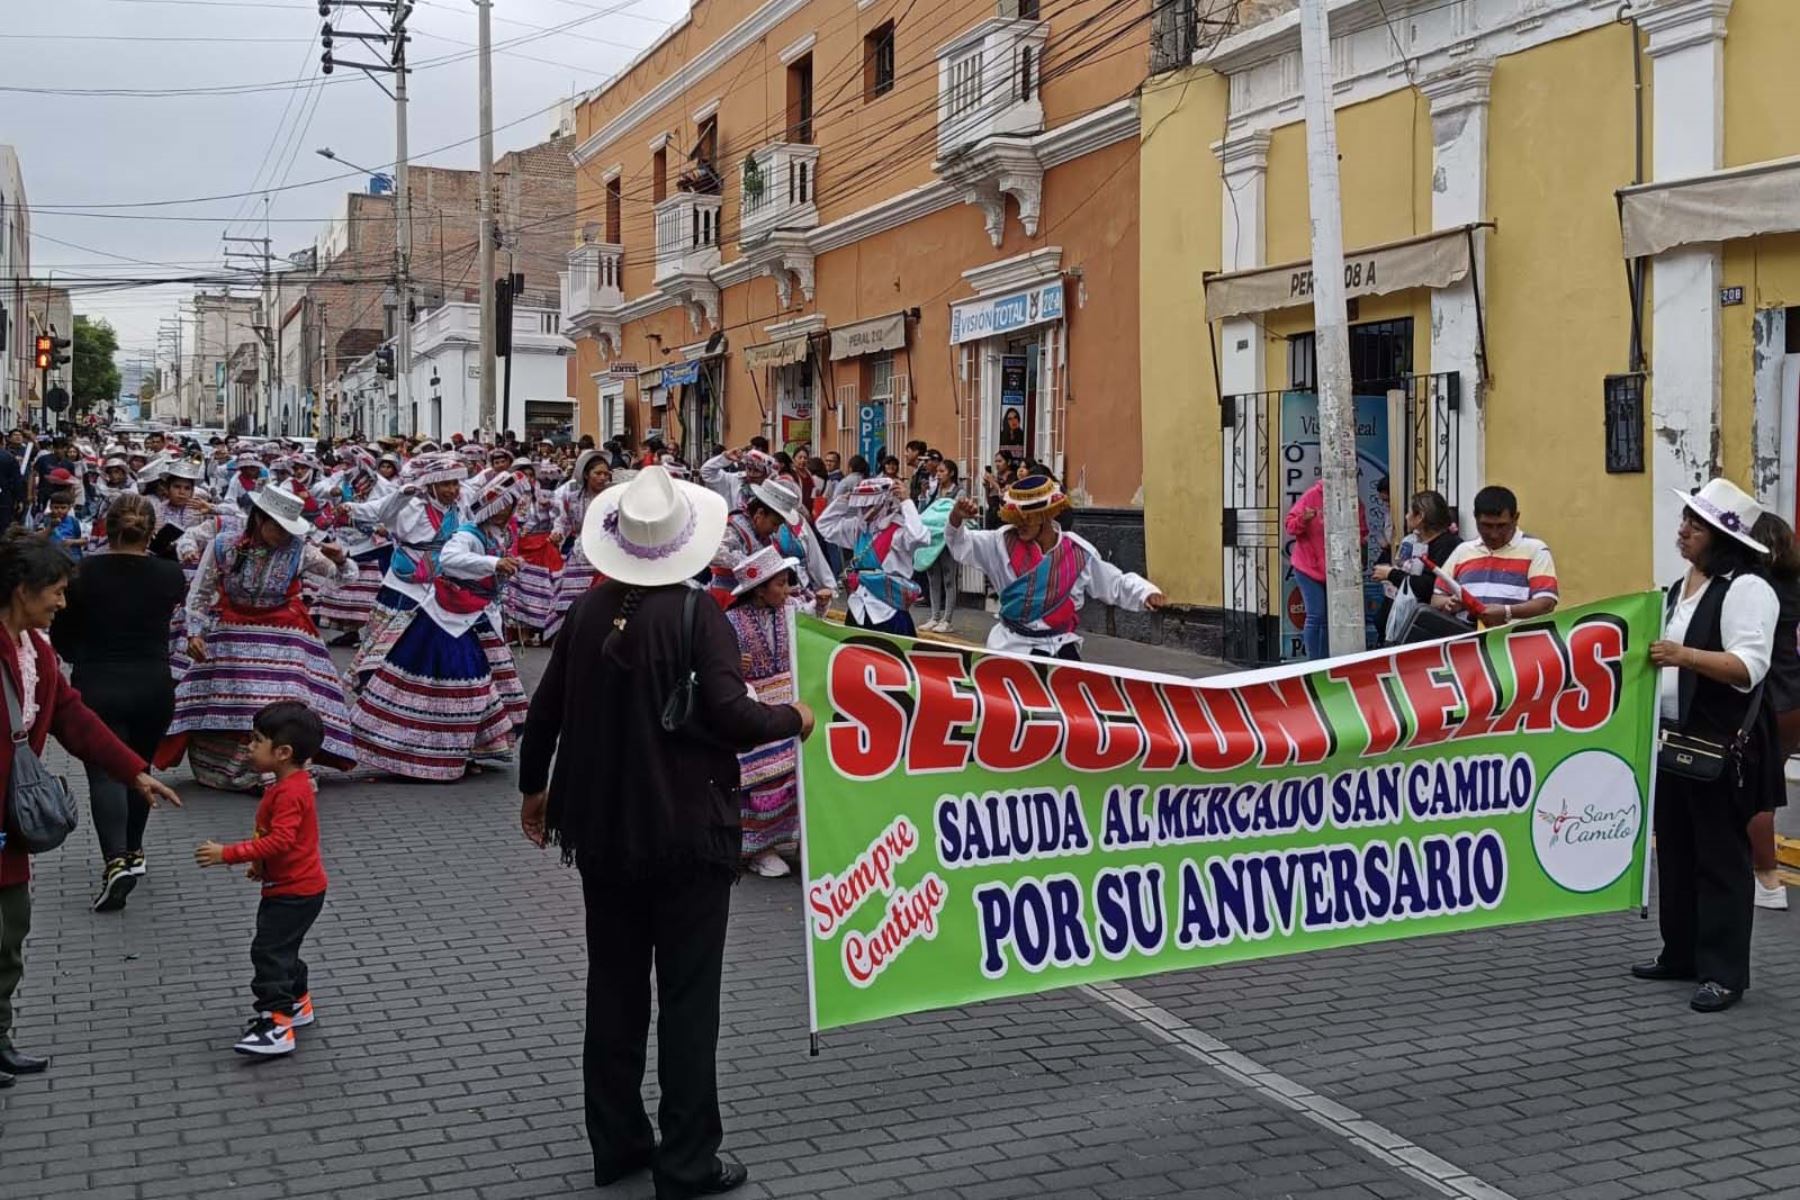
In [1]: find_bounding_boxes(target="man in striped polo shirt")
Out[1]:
[1431,485,1559,627]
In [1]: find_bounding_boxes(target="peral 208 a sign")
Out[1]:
[1289,258,1379,300]
[950,281,1065,345]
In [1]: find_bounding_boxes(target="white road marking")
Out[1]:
[1081,980,1518,1200]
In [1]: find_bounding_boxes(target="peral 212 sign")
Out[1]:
[950,281,1065,345]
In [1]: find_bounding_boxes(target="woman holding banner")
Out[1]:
[1638,478,1778,1013]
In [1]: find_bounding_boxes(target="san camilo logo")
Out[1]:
[1530,751,1642,893]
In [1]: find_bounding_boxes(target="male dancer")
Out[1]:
[947,474,1164,660]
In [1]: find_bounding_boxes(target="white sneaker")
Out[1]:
[749,852,791,878]
[1755,879,1789,911]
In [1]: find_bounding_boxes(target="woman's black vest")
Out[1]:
[1668,572,1759,741]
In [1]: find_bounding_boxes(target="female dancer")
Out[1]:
[313,448,394,647]
[547,449,612,620]
[503,463,564,643]
[160,485,359,791]
[351,471,531,780]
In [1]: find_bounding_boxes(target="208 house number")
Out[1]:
[1290,259,1379,299]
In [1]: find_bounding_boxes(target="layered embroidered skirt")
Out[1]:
[348,590,529,782]
[160,601,358,791]
[503,532,563,637]
[314,545,392,628]
[728,605,800,858]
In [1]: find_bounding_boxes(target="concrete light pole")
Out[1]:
[1298,0,1366,657]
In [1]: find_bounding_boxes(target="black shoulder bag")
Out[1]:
[2,660,79,853]
[660,585,703,734]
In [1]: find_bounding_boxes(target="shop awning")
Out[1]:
[742,335,810,370]
[829,312,906,360]
[1618,157,1800,258]
[1203,226,1480,321]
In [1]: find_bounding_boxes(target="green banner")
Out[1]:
[794,592,1662,1033]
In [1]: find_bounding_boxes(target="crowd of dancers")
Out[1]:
[31,424,1162,893]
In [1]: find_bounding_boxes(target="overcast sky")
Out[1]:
[4,0,690,373]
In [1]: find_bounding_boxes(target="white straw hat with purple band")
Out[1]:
[583,465,727,587]
[1673,478,1769,554]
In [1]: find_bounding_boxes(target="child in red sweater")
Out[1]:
[194,701,328,1057]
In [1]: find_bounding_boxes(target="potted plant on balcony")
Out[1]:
[741,153,766,208]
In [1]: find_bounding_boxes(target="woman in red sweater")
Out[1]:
[0,534,181,1089]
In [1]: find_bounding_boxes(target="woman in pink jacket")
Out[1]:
[1285,478,1367,661]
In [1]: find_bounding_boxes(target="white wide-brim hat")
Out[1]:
[1673,479,1770,554]
[750,477,803,526]
[250,483,315,538]
[730,545,801,598]
[583,465,727,588]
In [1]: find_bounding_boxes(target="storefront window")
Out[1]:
[775,357,816,455]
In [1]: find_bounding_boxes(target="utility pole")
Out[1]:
[1298,0,1365,657]
[476,0,497,436]
[319,0,412,437]
[392,0,414,446]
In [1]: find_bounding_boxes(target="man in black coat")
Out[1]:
[519,466,812,1200]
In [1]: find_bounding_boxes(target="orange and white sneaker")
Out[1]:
[233,1013,295,1056]
[290,993,315,1028]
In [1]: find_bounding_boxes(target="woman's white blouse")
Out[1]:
[1661,572,1779,721]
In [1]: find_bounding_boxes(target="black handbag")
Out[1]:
[660,585,702,735]
[1658,683,1763,786]
[2,659,79,854]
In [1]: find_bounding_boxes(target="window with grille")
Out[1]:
[1287,319,1415,391]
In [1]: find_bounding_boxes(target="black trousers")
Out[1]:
[251,892,325,1015]
[1029,643,1082,662]
[1655,771,1754,992]
[580,864,733,1194]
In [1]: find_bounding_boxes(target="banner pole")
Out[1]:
[791,609,824,1051]
[1640,593,1666,918]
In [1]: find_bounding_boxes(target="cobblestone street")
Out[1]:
[1,643,1796,1200]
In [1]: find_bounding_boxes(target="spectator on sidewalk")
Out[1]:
[1284,477,1367,660]
[0,533,181,1089]
[1431,484,1558,628]
[50,494,189,913]
[1637,479,1778,1013]
[1749,511,1797,913]
[519,466,813,1200]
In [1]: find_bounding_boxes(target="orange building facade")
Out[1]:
[561,0,1146,507]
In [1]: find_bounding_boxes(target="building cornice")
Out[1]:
[962,247,1062,296]
[1637,0,1733,57]
[1205,0,1620,136]
[572,0,810,166]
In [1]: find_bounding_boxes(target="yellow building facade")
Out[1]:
[1141,0,1800,660]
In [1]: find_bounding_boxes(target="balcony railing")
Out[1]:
[561,242,624,328]
[935,17,1047,160]
[654,193,722,285]
[738,143,820,244]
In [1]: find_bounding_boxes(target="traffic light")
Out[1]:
[33,335,51,371]
[375,346,395,379]
[51,336,71,368]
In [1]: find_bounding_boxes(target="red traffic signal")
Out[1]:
[33,335,51,371]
